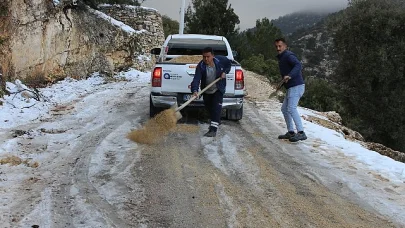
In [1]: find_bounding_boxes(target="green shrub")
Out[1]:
[0,5,7,17]
[240,54,279,82]
[299,77,342,112]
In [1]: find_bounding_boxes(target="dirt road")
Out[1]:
[0,73,399,227]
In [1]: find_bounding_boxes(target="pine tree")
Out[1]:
[331,0,405,151]
[185,0,240,38]
[162,15,179,38]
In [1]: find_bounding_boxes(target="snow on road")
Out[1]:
[0,68,404,227]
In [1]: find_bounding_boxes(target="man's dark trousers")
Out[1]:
[203,90,223,132]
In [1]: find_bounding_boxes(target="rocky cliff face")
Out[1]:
[0,0,12,93]
[0,0,164,85]
[98,4,165,71]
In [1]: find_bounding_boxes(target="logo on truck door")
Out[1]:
[163,73,182,80]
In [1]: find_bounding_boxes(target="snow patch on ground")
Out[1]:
[254,99,405,225]
[19,188,53,227]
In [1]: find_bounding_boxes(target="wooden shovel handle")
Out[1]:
[175,77,222,112]
[268,79,285,98]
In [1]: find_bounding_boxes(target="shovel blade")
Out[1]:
[175,111,182,120]
[268,91,277,99]
[171,103,183,120]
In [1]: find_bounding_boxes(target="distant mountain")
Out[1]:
[271,11,331,35]
[283,11,344,79]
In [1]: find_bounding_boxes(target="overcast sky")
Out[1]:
[142,0,348,30]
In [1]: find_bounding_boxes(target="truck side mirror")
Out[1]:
[150,48,161,55]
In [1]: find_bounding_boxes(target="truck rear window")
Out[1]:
[166,38,228,56]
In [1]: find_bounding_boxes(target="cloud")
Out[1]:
[143,0,347,30]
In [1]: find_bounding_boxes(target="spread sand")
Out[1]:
[127,109,178,144]
[0,155,39,168]
[172,124,199,133]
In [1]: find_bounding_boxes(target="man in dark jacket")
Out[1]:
[275,38,307,142]
[191,47,231,137]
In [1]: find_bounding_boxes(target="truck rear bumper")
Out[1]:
[223,97,244,109]
[151,94,244,110]
[151,95,178,108]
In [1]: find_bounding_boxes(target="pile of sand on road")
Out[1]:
[127,109,178,144]
[167,55,202,64]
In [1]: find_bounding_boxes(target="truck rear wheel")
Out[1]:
[226,105,243,121]
[150,95,163,118]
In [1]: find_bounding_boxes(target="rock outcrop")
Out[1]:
[0,0,164,85]
[98,4,165,71]
[303,111,405,163]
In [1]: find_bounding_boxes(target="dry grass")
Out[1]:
[127,108,178,144]
[0,155,39,168]
[167,55,202,64]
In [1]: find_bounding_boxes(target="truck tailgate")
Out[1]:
[161,64,197,93]
[160,64,236,94]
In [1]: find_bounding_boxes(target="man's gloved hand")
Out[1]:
[193,92,198,97]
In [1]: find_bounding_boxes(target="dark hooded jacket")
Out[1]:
[277,50,304,89]
[191,55,231,94]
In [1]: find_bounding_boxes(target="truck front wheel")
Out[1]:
[226,105,243,121]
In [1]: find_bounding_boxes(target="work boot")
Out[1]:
[208,121,221,130]
[204,130,217,137]
[278,131,295,140]
[289,132,307,142]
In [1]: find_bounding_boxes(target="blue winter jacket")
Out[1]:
[191,55,232,94]
[276,50,304,89]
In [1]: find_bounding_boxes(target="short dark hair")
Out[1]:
[275,38,287,45]
[202,47,214,55]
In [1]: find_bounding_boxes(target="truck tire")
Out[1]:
[149,95,163,118]
[226,105,243,121]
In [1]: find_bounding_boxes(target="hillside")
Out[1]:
[271,11,331,35]
[285,11,343,79]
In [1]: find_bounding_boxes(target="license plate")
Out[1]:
[183,94,202,101]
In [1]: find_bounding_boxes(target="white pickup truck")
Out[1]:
[149,34,245,120]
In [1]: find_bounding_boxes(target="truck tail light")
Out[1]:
[151,67,162,87]
[235,69,244,90]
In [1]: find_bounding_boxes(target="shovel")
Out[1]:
[268,78,285,99]
[173,77,223,120]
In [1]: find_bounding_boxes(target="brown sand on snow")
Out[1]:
[0,155,23,166]
[127,109,178,144]
[0,155,39,168]
[172,124,199,133]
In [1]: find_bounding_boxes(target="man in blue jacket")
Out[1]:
[275,38,307,142]
[191,47,231,137]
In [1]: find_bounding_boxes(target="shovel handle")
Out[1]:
[276,78,285,90]
[175,77,223,112]
[269,79,285,98]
